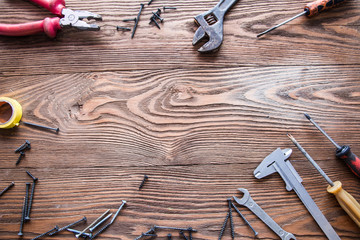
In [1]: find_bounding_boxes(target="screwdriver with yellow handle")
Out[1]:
[288,133,360,228]
[257,0,347,37]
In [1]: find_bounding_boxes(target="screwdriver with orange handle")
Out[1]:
[305,113,360,178]
[257,0,347,37]
[288,133,360,228]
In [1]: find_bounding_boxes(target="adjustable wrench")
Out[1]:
[254,148,341,240]
[233,188,296,240]
[193,0,239,53]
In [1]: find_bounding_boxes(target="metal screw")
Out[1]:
[15,140,31,153]
[135,228,156,240]
[167,233,172,240]
[16,152,25,165]
[116,26,131,31]
[139,175,149,190]
[152,12,164,22]
[163,6,177,11]
[23,121,59,133]
[188,227,193,240]
[180,230,189,240]
[25,173,38,221]
[154,226,197,232]
[149,17,161,29]
[0,182,15,197]
[24,182,31,221]
[123,18,137,22]
[26,171,38,182]
[90,222,112,239]
[76,209,110,238]
[67,228,92,238]
[148,0,154,5]
[49,216,87,236]
[218,211,230,240]
[131,3,145,39]
[110,200,126,224]
[90,213,112,232]
[231,202,258,237]
[31,226,59,240]
[18,196,26,236]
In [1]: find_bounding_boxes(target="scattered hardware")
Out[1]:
[25,171,38,221]
[76,209,110,238]
[135,226,196,240]
[0,182,15,197]
[0,0,102,38]
[132,4,145,39]
[254,148,341,240]
[49,216,87,236]
[304,113,360,177]
[233,188,296,240]
[117,26,132,31]
[139,175,149,190]
[288,134,360,227]
[16,152,25,165]
[230,202,258,236]
[193,0,239,53]
[257,0,347,37]
[31,226,59,240]
[149,9,163,29]
[15,140,31,153]
[90,213,112,232]
[0,97,60,133]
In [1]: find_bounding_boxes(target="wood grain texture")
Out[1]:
[0,0,359,239]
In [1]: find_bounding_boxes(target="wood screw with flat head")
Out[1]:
[139,175,149,190]
[0,182,15,197]
[16,152,25,165]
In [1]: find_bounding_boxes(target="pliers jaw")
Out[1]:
[60,8,102,31]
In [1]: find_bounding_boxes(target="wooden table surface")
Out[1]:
[0,0,359,239]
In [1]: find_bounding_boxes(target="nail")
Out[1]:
[76,209,110,238]
[148,0,153,5]
[18,196,26,236]
[123,18,137,22]
[49,216,87,236]
[23,121,59,133]
[116,26,131,31]
[110,200,126,224]
[31,226,59,240]
[25,177,38,221]
[0,182,15,197]
[150,17,161,29]
[231,202,258,236]
[139,175,148,190]
[67,228,92,238]
[131,4,145,39]
[16,152,25,166]
[90,213,112,232]
[152,12,164,22]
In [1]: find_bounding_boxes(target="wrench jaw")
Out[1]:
[192,16,224,53]
[232,188,250,205]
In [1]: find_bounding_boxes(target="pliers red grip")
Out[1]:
[0,0,102,38]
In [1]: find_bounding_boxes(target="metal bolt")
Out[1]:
[123,18,137,22]
[90,222,112,239]
[163,6,177,11]
[231,202,258,237]
[16,152,25,165]
[23,121,59,133]
[18,196,26,236]
[90,213,112,232]
[49,216,87,236]
[139,175,149,190]
[0,182,15,197]
[131,4,145,39]
[110,200,126,224]
[76,209,110,238]
[31,226,59,240]
[116,26,131,31]
[67,228,92,238]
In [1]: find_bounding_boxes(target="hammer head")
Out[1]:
[254,148,292,179]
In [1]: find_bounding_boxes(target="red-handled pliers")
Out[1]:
[0,0,102,38]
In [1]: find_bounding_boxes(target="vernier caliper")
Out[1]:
[253,148,341,240]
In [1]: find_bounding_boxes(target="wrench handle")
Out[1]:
[29,0,66,16]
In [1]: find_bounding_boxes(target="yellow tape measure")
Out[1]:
[0,97,23,129]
